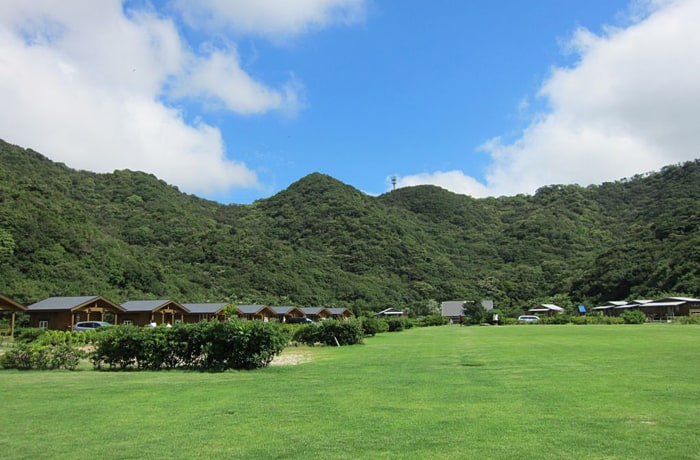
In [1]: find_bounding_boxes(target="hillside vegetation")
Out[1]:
[1,139,698,315]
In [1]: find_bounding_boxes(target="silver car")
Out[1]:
[517,315,540,323]
[73,321,112,331]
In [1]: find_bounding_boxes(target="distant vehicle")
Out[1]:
[73,321,112,331]
[286,317,314,324]
[517,315,540,323]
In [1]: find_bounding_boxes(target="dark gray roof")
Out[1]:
[121,300,176,312]
[183,303,228,314]
[640,301,684,307]
[270,306,296,315]
[27,296,102,311]
[441,301,464,317]
[328,308,350,315]
[300,307,325,315]
[236,304,268,314]
[657,297,700,303]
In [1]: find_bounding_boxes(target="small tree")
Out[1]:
[462,300,486,325]
[621,310,647,324]
[223,304,239,319]
[359,316,388,336]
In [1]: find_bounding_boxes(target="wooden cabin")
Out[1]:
[26,296,125,330]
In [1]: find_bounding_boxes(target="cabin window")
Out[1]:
[38,320,48,329]
[122,320,132,325]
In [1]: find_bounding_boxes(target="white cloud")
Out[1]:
[481,0,700,196]
[171,48,302,116]
[173,0,366,39]
[0,0,335,197]
[406,0,700,197]
[392,171,488,198]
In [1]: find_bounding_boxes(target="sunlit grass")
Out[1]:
[1,324,698,459]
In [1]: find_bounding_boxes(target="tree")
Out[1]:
[1,139,698,313]
[462,300,487,325]
[0,227,15,259]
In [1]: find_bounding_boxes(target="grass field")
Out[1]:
[1,324,699,459]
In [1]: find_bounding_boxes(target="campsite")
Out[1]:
[1,324,698,459]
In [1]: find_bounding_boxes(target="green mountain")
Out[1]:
[1,139,698,315]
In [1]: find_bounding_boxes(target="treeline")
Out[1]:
[0,139,698,316]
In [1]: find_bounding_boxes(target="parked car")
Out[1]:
[286,317,314,324]
[517,315,540,323]
[73,321,112,331]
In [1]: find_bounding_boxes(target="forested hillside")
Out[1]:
[1,139,698,315]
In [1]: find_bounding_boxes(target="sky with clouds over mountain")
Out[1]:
[1,0,698,203]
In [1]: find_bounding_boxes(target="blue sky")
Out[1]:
[2,1,699,204]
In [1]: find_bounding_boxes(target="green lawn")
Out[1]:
[1,324,699,459]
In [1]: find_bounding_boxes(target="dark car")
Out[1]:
[286,317,314,324]
[73,321,112,331]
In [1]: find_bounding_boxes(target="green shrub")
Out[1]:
[14,328,46,344]
[47,343,84,370]
[415,315,449,327]
[621,310,647,324]
[359,317,388,336]
[387,318,412,332]
[677,315,700,325]
[569,316,588,325]
[574,314,623,325]
[293,320,364,346]
[540,315,573,325]
[235,320,288,369]
[201,320,247,370]
[0,341,84,370]
[318,319,364,346]
[139,325,175,370]
[0,342,41,369]
[292,323,321,346]
[91,321,287,371]
[92,325,144,370]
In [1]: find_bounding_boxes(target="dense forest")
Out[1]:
[1,139,698,316]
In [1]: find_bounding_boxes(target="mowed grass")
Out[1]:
[1,324,699,459]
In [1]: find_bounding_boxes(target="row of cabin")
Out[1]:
[524,297,700,320]
[591,297,700,320]
[0,294,353,335]
[439,297,700,321]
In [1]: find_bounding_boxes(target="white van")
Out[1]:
[517,315,540,323]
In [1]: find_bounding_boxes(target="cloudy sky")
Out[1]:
[1,0,698,203]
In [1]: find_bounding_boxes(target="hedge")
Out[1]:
[0,342,84,370]
[292,319,364,346]
[91,320,287,371]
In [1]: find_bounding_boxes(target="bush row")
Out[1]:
[358,317,389,336]
[522,310,650,325]
[0,342,84,370]
[676,315,700,325]
[92,320,287,371]
[414,314,451,327]
[534,315,625,325]
[292,319,364,346]
[13,327,99,345]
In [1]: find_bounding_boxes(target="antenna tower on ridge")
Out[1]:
[391,176,397,191]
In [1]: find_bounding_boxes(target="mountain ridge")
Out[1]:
[1,139,698,316]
